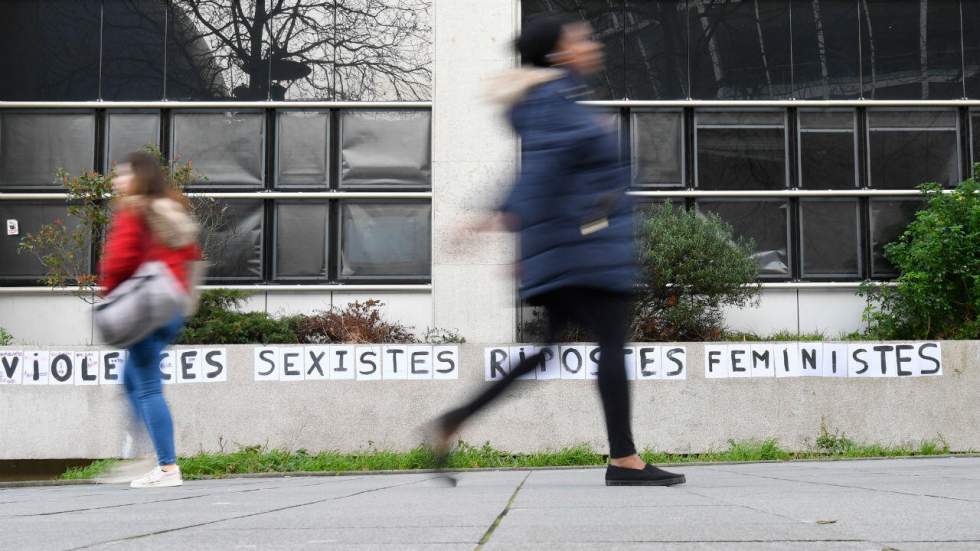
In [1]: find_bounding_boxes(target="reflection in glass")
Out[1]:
[0,112,96,188]
[101,0,167,100]
[0,202,86,279]
[965,2,980,98]
[689,0,792,99]
[867,110,959,189]
[340,202,431,278]
[631,111,683,187]
[798,109,856,189]
[106,112,161,168]
[172,111,265,187]
[860,0,964,99]
[870,198,924,277]
[197,199,264,280]
[625,0,688,99]
[697,200,790,276]
[275,202,328,278]
[791,0,861,99]
[340,110,431,188]
[973,112,980,172]
[696,111,786,190]
[522,0,627,99]
[0,0,100,100]
[277,111,329,187]
[800,199,861,278]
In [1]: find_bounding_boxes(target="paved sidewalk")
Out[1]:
[1,457,978,550]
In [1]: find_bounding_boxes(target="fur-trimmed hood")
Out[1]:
[485,67,566,108]
[115,196,200,249]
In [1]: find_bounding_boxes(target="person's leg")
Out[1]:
[124,317,182,469]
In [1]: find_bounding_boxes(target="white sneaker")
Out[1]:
[130,466,183,488]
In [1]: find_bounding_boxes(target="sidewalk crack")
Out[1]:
[475,470,530,550]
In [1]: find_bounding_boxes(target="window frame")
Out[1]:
[693,108,791,191]
[334,198,433,283]
[629,108,685,189]
[796,108,859,190]
[864,107,962,190]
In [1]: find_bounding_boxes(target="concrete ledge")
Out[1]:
[0,342,977,459]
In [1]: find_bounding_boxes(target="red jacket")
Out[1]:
[99,204,202,294]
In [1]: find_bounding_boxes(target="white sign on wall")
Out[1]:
[703,342,942,379]
[252,345,459,382]
[0,348,227,385]
[483,345,688,381]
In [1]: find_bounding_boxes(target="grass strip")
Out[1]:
[60,459,118,480]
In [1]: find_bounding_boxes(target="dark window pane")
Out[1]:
[696,111,786,190]
[276,111,329,187]
[870,198,924,277]
[340,110,431,188]
[966,1,980,98]
[625,0,688,99]
[973,112,980,171]
[106,112,161,167]
[632,110,683,187]
[339,202,431,278]
[860,0,964,99]
[101,0,166,100]
[0,112,96,188]
[334,0,433,101]
[522,0,627,99]
[196,199,263,280]
[0,202,87,279]
[800,199,861,278]
[275,202,328,278]
[172,111,265,187]
[0,0,100,100]
[698,200,789,277]
[868,110,959,189]
[791,0,861,99]
[798,110,856,189]
[166,1,270,100]
[689,0,792,99]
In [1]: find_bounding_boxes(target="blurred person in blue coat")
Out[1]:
[432,16,685,487]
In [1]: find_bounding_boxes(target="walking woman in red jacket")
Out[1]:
[99,151,201,488]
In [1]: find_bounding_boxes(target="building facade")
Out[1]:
[1,0,977,345]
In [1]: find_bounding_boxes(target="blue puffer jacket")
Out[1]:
[498,70,636,300]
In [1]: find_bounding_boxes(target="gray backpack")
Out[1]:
[94,261,188,348]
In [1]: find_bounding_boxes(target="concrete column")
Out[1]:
[431,0,520,342]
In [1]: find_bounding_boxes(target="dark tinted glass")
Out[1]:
[340,110,431,188]
[698,200,790,276]
[0,0,100,100]
[689,0,792,99]
[275,202,328,278]
[522,0,627,99]
[172,111,265,187]
[0,202,86,279]
[166,1,270,100]
[632,111,684,187]
[965,2,980,98]
[101,0,167,100]
[974,111,980,171]
[791,0,861,99]
[106,112,160,167]
[860,0,964,99]
[868,110,959,189]
[196,199,264,280]
[798,110,856,189]
[696,111,786,190]
[277,111,329,187]
[339,202,431,278]
[870,198,924,277]
[624,0,688,99]
[800,199,861,278]
[0,112,96,188]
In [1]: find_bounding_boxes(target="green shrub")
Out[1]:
[176,290,298,344]
[859,177,979,340]
[635,203,760,341]
[0,327,12,346]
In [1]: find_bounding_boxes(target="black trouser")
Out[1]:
[447,286,637,459]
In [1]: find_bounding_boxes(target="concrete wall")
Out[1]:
[2,342,976,460]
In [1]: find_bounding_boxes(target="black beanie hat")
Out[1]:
[516,15,573,68]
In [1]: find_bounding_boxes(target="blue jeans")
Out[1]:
[123,315,183,466]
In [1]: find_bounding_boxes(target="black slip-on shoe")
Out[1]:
[605,464,686,487]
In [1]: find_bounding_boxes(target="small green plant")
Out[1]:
[634,204,761,341]
[421,327,467,344]
[59,459,118,480]
[815,419,855,455]
[0,327,13,346]
[176,290,299,344]
[859,175,979,339]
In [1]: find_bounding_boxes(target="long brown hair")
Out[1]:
[121,151,192,209]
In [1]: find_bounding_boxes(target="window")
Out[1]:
[791,0,861,99]
[0,112,96,189]
[624,0,688,99]
[0,202,86,279]
[697,199,790,277]
[798,110,857,189]
[275,202,329,279]
[340,110,431,188]
[198,199,264,281]
[800,199,862,278]
[276,111,330,188]
[171,111,265,188]
[631,110,683,188]
[339,202,431,279]
[870,198,924,277]
[696,111,786,190]
[867,110,959,189]
[101,0,166,100]
[106,112,160,167]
